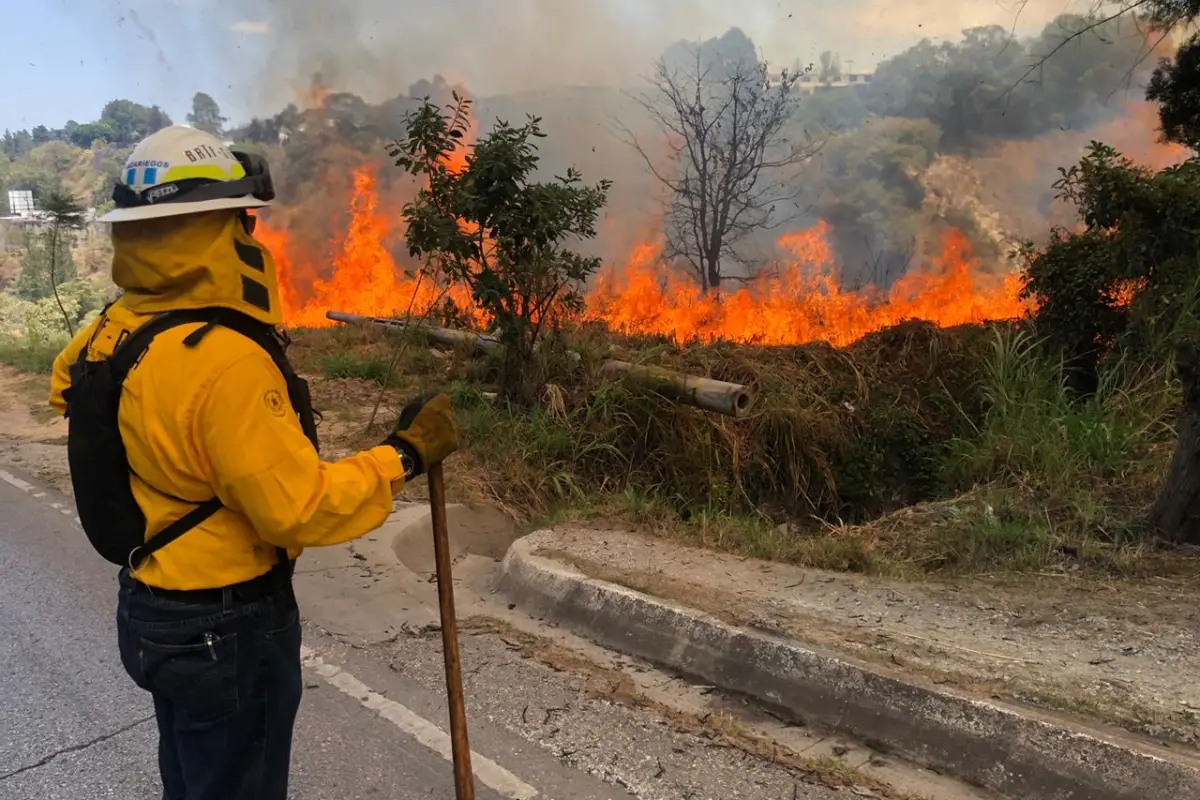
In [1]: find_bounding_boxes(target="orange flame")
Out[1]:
[585,223,1028,347]
[260,167,478,329]
[263,169,1029,344]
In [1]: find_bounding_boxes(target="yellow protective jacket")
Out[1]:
[49,210,405,590]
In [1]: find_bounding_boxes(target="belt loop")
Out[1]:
[222,585,233,612]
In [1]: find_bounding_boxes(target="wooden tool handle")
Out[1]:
[428,461,475,799]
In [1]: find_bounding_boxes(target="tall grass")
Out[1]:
[0,332,67,374]
[934,327,1179,567]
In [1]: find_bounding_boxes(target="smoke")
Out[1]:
[229,0,1101,113]
[200,0,1178,290]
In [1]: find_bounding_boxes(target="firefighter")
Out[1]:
[48,124,458,800]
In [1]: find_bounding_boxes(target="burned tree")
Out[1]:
[628,29,818,292]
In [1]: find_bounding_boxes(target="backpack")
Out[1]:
[64,307,319,568]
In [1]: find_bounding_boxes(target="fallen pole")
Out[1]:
[326,311,503,355]
[326,310,755,417]
[600,360,754,418]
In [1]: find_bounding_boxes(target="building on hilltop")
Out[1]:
[766,63,873,93]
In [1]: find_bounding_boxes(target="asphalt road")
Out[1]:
[0,467,859,800]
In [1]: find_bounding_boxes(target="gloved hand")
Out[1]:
[385,392,459,478]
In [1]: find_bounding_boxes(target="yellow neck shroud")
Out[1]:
[110,210,282,325]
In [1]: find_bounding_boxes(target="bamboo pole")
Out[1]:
[326,310,756,417]
[325,311,503,355]
[600,360,754,418]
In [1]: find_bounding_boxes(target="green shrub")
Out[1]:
[0,331,67,373]
[1020,145,1200,386]
[320,353,398,386]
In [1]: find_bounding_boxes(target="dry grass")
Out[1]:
[279,319,1191,578]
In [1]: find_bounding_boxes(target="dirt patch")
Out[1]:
[0,367,71,492]
[535,526,1200,747]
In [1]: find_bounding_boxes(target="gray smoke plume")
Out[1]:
[225,0,1088,112]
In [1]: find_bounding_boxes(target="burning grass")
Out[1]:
[290,317,1185,579]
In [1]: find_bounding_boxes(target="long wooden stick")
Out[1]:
[427,461,475,799]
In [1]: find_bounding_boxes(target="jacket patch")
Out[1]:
[263,388,288,417]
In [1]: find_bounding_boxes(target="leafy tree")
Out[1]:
[41,190,87,334]
[1,129,35,157]
[1144,0,1200,149]
[16,224,77,300]
[629,28,819,291]
[1019,142,1200,389]
[807,117,942,287]
[794,89,869,133]
[817,50,843,84]
[99,99,172,145]
[62,121,116,148]
[388,92,611,403]
[5,157,64,203]
[187,92,227,137]
[1147,39,1200,147]
[867,15,1159,150]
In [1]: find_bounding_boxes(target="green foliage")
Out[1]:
[389,93,611,403]
[947,329,1170,488]
[939,327,1176,558]
[321,353,399,386]
[806,117,942,286]
[793,90,869,134]
[867,16,1159,149]
[0,330,67,374]
[0,275,108,371]
[1019,143,1200,381]
[15,228,76,300]
[1,99,169,158]
[1148,28,1200,148]
[99,99,172,145]
[187,92,227,137]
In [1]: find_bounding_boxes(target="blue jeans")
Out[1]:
[116,568,303,800]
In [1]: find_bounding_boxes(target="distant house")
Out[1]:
[769,68,873,93]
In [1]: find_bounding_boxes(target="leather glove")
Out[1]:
[385,392,459,479]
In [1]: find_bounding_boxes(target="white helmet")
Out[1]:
[99,125,275,223]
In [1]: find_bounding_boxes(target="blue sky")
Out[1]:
[2,0,1086,134]
[1,0,271,131]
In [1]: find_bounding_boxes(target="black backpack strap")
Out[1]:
[107,308,224,383]
[103,309,226,569]
[129,498,223,570]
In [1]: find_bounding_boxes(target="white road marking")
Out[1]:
[300,645,539,800]
[3,469,538,797]
[1,469,81,528]
[0,469,36,493]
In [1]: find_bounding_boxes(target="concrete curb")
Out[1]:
[496,531,1200,800]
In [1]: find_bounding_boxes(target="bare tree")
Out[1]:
[626,41,820,293]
